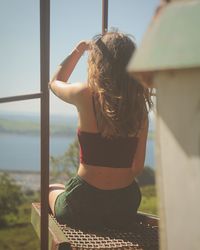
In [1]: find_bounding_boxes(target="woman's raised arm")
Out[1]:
[49,41,90,104]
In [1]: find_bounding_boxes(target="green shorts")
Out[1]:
[54,175,141,230]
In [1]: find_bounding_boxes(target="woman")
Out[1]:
[49,31,152,230]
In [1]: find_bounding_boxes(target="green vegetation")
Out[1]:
[0,173,24,226]
[0,223,39,250]
[0,174,40,250]
[0,202,40,250]
[50,139,79,182]
[139,185,158,215]
[0,119,39,134]
[136,167,155,186]
[0,118,75,136]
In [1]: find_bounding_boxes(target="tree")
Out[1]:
[0,173,24,226]
[136,167,155,186]
[50,139,79,182]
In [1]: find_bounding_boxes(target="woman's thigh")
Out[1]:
[49,183,65,216]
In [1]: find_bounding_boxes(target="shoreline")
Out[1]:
[0,169,40,174]
[0,169,70,191]
[0,170,40,191]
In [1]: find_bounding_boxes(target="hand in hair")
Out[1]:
[76,40,91,53]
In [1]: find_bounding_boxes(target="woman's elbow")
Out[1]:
[48,79,56,91]
[48,80,60,98]
[48,80,53,90]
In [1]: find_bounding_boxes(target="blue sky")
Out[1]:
[0,0,159,116]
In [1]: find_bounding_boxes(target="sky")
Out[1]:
[0,0,159,116]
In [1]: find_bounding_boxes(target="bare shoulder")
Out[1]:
[74,83,92,108]
[49,80,90,105]
[73,82,91,100]
[74,82,90,95]
[64,82,92,108]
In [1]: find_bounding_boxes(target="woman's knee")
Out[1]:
[49,184,65,215]
[49,183,65,193]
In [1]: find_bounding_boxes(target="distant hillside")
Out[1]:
[0,113,78,136]
[0,112,154,138]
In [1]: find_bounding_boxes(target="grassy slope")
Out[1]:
[139,185,158,215]
[0,202,40,250]
[0,224,39,250]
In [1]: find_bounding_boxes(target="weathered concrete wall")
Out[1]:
[128,0,200,247]
[155,69,200,250]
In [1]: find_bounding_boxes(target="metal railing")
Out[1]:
[102,0,108,34]
[0,1,108,249]
[40,1,50,250]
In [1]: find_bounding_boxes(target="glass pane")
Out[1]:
[0,99,79,179]
[0,99,40,249]
[0,0,40,98]
[0,100,40,174]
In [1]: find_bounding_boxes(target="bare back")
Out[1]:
[76,85,142,190]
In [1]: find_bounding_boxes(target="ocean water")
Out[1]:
[0,133,154,171]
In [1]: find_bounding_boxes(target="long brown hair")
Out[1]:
[87,31,152,138]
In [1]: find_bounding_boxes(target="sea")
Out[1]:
[0,113,155,172]
[0,134,154,171]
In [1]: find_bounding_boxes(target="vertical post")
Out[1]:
[155,70,200,250]
[102,0,108,34]
[40,0,50,250]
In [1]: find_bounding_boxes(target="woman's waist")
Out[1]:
[77,163,135,190]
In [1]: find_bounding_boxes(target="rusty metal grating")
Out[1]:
[50,214,159,250]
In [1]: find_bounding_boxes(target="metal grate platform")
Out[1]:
[31,203,159,250]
